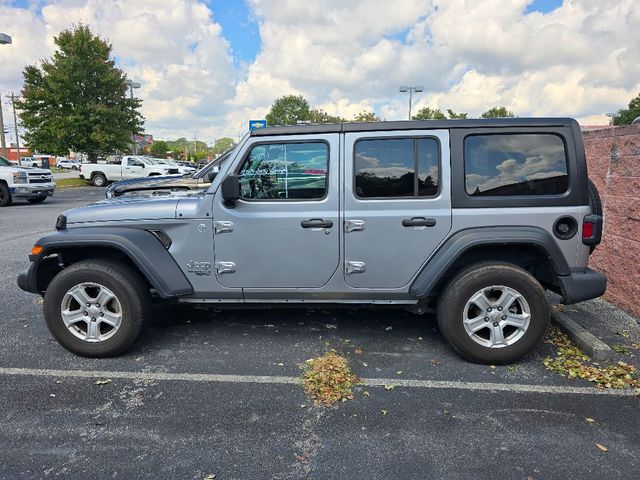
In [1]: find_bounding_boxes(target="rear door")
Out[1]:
[343,129,452,289]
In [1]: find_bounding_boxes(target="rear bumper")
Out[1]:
[558,268,607,304]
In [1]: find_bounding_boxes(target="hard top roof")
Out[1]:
[250,117,577,136]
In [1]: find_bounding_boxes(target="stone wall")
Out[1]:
[583,125,640,318]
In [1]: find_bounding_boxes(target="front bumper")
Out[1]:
[11,184,55,199]
[17,262,39,294]
[558,268,607,304]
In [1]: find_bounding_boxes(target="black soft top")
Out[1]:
[250,117,578,137]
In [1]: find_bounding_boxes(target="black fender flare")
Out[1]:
[20,227,193,298]
[409,226,571,298]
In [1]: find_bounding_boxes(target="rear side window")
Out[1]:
[464,134,568,196]
[354,138,439,198]
[238,142,328,200]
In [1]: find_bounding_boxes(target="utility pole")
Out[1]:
[399,86,424,120]
[10,93,20,157]
[0,92,6,158]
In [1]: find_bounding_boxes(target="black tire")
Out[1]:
[0,182,12,207]
[437,262,550,365]
[92,173,107,187]
[27,196,47,204]
[43,260,152,357]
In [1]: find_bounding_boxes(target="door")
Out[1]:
[123,157,145,178]
[343,130,452,289]
[213,134,340,289]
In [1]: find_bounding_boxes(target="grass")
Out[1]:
[55,178,90,189]
[302,350,359,406]
[543,326,640,392]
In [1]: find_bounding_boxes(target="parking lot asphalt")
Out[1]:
[1,188,638,479]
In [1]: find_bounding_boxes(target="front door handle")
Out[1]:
[402,217,436,227]
[301,218,333,229]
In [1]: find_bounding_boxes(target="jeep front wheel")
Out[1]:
[437,262,549,364]
[43,260,151,357]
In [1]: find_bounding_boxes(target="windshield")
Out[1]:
[0,156,12,167]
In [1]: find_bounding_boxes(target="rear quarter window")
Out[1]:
[464,134,568,196]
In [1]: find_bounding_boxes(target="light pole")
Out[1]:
[0,34,11,157]
[399,85,423,120]
[126,80,140,154]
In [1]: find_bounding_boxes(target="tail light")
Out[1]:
[582,214,602,247]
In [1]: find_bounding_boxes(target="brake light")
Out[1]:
[582,221,593,239]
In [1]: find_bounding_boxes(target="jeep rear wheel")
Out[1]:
[92,173,107,187]
[43,260,151,357]
[437,262,549,364]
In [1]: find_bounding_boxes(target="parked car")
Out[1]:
[0,155,55,206]
[19,156,49,169]
[17,118,605,362]
[151,157,196,175]
[79,155,181,187]
[56,158,81,170]
[104,150,232,198]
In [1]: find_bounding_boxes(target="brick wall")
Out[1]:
[583,124,640,318]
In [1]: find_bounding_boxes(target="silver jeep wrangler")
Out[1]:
[17,118,605,363]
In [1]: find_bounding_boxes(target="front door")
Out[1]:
[123,157,145,178]
[213,134,340,289]
[343,129,452,289]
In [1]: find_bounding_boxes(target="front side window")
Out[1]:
[237,142,328,200]
[127,158,144,167]
[354,138,439,198]
[465,134,568,196]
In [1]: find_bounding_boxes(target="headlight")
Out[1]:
[13,172,28,184]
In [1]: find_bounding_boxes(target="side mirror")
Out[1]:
[221,175,240,207]
[140,163,145,168]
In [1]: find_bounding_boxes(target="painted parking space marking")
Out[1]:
[0,367,636,397]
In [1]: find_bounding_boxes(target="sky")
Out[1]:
[1,0,639,144]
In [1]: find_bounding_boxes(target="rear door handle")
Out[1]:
[402,217,436,227]
[301,218,333,228]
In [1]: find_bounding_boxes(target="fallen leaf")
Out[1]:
[265,324,275,328]
[354,348,363,355]
[385,326,393,331]
[396,371,403,375]
[295,454,307,462]
[417,337,423,341]
[362,362,368,367]
[94,379,111,385]
[325,324,337,329]
[490,365,496,369]
[54,380,62,384]
[300,404,307,408]
[277,362,284,366]
[596,443,608,452]
[615,331,630,338]
[204,475,216,480]
[586,417,595,423]
[384,384,395,391]
[362,391,370,397]
[381,409,388,415]
[430,359,441,366]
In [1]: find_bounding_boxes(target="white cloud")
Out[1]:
[1,0,640,144]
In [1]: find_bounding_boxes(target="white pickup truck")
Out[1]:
[0,155,55,207]
[79,156,180,187]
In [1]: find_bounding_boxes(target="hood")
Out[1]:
[64,196,184,225]
[0,165,51,175]
[105,174,207,198]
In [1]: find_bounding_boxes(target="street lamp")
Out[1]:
[0,33,11,157]
[126,80,141,153]
[399,85,423,120]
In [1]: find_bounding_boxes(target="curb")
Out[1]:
[551,310,613,362]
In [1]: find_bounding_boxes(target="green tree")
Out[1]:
[481,106,515,118]
[309,108,345,124]
[265,94,311,126]
[212,137,236,156]
[446,109,468,119]
[412,107,447,120]
[16,25,143,161]
[612,93,640,125]
[353,110,381,122]
[150,140,169,157]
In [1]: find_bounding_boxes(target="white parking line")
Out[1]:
[0,367,636,396]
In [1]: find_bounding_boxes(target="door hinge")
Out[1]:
[346,261,366,274]
[214,221,234,234]
[215,261,236,274]
[344,219,365,233]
